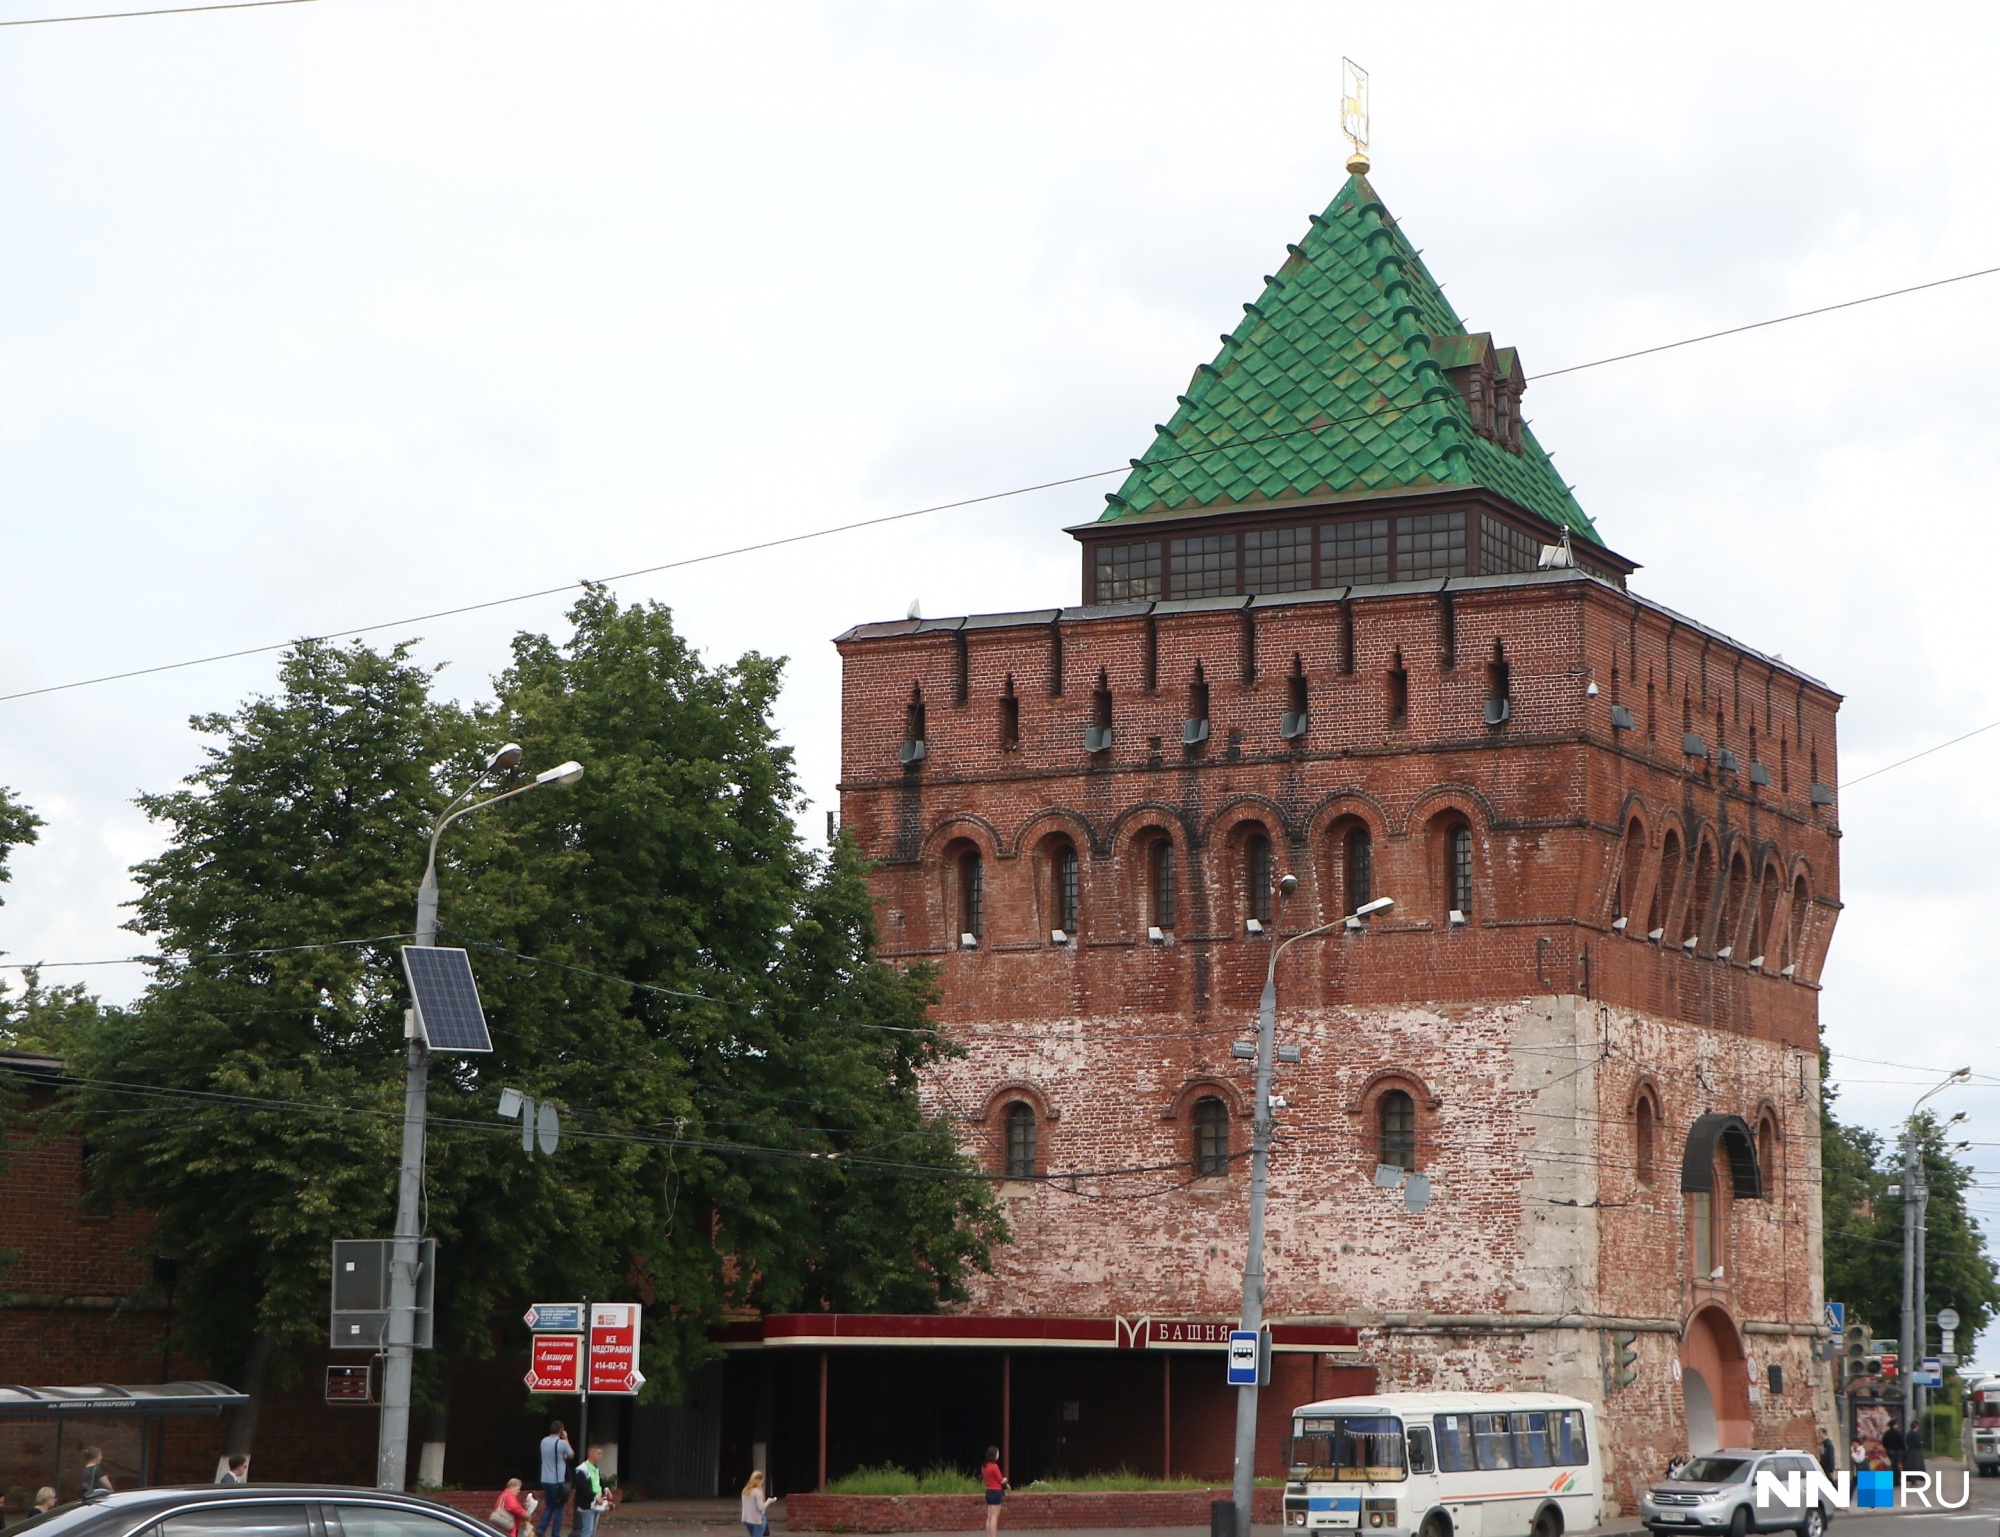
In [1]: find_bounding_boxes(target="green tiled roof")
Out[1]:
[1100,173,1600,543]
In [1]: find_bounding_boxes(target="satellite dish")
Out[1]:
[536,1100,561,1156]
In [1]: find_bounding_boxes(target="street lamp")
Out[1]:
[1231,889,1395,1537]
[1901,1065,1970,1453]
[377,746,584,1492]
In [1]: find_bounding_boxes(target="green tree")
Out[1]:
[0,784,39,898]
[56,596,999,1458]
[1821,1051,1999,1353]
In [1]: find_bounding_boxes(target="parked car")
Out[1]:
[1640,1450,1833,1537]
[9,1484,498,1537]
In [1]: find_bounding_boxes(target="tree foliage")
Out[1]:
[54,592,1001,1422]
[1821,1050,2000,1351]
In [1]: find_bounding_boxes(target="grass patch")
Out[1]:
[824,1465,982,1495]
[823,1465,1287,1495]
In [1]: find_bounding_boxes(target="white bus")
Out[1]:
[1285,1392,1604,1537]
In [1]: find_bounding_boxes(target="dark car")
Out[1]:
[7,1485,498,1537]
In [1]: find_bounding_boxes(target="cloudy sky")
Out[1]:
[3,0,1998,1305]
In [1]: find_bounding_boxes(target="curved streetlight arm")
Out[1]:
[414,764,584,945]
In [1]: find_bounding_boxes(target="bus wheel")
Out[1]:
[1531,1506,1563,1537]
[1420,1514,1452,1537]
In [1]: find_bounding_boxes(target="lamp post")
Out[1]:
[1232,889,1394,1537]
[1900,1066,1969,1459]
[377,747,584,1492]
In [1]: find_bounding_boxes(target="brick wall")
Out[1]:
[837,564,1842,1515]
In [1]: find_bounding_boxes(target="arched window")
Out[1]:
[1378,1090,1417,1171]
[1757,1113,1779,1198]
[1193,1097,1230,1177]
[1786,874,1811,970]
[1054,843,1081,934]
[1718,850,1750,954]
[1344,824,1373,914]
[1634,1092,1658,1187]
[1148,837,1176,930]
[1616,818,1645,922]
[1003,1102,1037,1179]
[1447,824,1474,917]
[1245,831,1273,924]
[1648,830,1682,938]
[959,848,984,940]
[1685,839,1718,947]
[1752,862,1781,962]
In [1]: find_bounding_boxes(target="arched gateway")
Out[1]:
[1682,1305,1753,1453]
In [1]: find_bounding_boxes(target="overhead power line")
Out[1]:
[5,261,2000,713]
[0,0,313,24]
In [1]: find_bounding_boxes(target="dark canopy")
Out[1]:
[1680,1113,1763,1198]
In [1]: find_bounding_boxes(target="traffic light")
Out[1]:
[1613,1332,1639,1390]
[1843,1323,1868,1381]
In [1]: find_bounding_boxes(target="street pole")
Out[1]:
[1896,1067,1967,1463]
[1915,1161,1929,1445]
[376,750,583,1492]
[1900,1130,1917,1452]
[1231,894,1392,1537]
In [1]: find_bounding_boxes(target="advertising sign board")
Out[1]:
[525,1304,584,1333]
[588,1302,645,1394]
[526,1333,584,1393]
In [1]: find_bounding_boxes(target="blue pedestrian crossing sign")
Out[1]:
[1227,1330,1260,1386]
[1824,1302,1845,1334]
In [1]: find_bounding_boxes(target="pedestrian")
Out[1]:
[1881,1421,1905,1476]
[1816,1429,1835,1478]
[570,1445,605,1537]
[33,1490,57,1515]
[740,1470,773,1537]
[218,1455,251,1485]
[981,1445,1008,1537]
[79,1447,113,1499]
[1904,1423,1926,1474]
[490,1478,534,1536]
[535,1421,574,1537]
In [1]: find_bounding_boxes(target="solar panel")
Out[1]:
[401,946,494,1053]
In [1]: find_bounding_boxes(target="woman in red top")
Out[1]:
[981,1447,1008,1537]
[495,1478,535,1537]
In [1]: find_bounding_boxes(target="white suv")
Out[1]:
[1640,1450,1832,1537]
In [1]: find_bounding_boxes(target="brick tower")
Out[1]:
[800,164,1840,1509]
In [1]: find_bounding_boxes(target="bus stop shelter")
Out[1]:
[0,1383,248,1494]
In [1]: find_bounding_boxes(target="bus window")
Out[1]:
[1406,1424,1436,1476]
[1512,1412,1552,1468]
[1285,1417,1408,1481]
[1555,1410,1589,1466]
[1433,1416,1472,1474]
[1473,1414,1515,1470]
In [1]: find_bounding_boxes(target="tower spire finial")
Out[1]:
[1341,58,1370,175]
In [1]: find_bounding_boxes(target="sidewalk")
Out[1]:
[601,1502,1649,1537]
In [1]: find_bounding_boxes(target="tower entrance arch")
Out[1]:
[1681,1305,1752,1452]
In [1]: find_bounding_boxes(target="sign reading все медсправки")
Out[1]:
[1756,1469,1970,1512]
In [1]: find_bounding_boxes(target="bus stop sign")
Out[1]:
[1227,1330,1259,1386]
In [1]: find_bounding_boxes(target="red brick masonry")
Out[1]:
[786,1489,1283,1532]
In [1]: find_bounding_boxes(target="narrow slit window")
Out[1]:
[1448,824,1474,916]
[1387,652,1409,727]
[1344,825,1373,913]
[1378,1089,1417,1170]
[1003,1102,1037,1179]
[1193,1097,1229,1177]
[998,680,1020,750]
[1245,832,1273,924]
[1055,843,1080,934]
[959,849,984,939]
[1150,838,1176,930]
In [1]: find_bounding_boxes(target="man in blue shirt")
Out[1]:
[535,1421,573,1537]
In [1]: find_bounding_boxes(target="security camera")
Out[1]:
[1278,873,1299,898]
